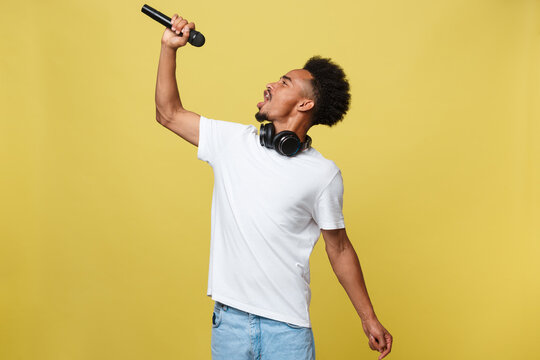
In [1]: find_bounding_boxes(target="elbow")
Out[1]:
[322,228,350,253]
[155,107,164,124]
[155,107,172,124]
[155,105,185,124]
[156,115,166,125]
[325,242,347,257]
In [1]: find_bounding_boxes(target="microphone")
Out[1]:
[141,4,206,47]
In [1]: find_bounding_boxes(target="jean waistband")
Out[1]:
[216,301,229,311]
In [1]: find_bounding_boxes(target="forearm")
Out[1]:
[155,44,184,120]
[327,241,378,322]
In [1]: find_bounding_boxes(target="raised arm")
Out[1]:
[155,13,200,146]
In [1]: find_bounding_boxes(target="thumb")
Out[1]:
[369,334,378,351]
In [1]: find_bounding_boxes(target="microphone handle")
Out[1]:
[141,4,205,47]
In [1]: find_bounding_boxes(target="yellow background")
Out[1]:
[1,0,539,359]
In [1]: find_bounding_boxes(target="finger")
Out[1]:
[384,333,393,352]
[378,345,391,360]
[369,335,378,351]
[186,21,196,31]
[171,15,182,29]
[172,16,185,31]
[173,18,186,32]
[378,334,393,360]
[374,333,387,351]
[174,19,188,35]
[181,24,190,39]
[370,333,383,351]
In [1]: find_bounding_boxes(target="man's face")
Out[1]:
[255,69,314,122]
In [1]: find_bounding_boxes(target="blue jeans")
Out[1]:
[211,301,316,360]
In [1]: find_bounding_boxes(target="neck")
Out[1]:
[272,115,311,143]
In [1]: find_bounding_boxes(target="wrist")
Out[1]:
[160,42,178,52]
[360,310,378,323]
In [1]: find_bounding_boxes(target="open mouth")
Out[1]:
[257,90,271,109]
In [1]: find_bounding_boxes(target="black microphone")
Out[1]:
[141,4,206,47]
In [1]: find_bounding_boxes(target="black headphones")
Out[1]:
[259,122,312,157]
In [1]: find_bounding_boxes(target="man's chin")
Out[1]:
[255,111,269,123]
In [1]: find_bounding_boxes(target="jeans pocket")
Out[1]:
[285,321,304,329]
[212,306,222,328]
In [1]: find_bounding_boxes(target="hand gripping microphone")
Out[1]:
[141,4,206,47]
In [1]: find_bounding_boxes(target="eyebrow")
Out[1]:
[281,75,293,84]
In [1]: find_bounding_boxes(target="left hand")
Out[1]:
[362,317,393,360]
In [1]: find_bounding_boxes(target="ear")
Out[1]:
[297,98,314,113]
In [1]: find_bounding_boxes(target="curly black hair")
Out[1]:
[303,56,351,127]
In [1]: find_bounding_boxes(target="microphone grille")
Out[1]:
[190,31,206,47]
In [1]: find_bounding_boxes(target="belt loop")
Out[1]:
[217,301,229,311]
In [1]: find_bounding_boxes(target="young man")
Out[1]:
[155,14,393,360]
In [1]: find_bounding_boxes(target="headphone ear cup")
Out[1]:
[304,135,312,149]
[273,131,301,156]
[259,123,266,147]
[260,122,275,149]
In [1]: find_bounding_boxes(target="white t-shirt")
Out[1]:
[197,115,345,328]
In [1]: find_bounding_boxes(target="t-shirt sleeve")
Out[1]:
[312,170,345,230]
[197,115,247,165]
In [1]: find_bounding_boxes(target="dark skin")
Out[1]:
[157,13,393,360]
[259,75,394,357]
[255,69,316,143]
[322,229,393,359]
[257,74,394,357]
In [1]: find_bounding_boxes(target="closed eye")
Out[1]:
[280,75,293,86]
